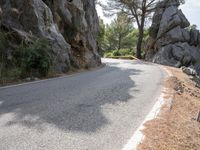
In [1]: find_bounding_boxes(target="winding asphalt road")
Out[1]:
[0,58,165,150]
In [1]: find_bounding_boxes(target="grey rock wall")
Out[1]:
[146,0,200,75]
[0,0,101,73]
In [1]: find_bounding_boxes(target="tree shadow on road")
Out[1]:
[0,64,143,133]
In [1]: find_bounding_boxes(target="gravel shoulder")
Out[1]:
[138,66,200,150]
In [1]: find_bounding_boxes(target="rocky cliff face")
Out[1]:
[146,0,200,75]
[0,0,101,73]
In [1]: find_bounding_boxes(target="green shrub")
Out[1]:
[104,52,114,58]
[0,31,8,51]
[0,68,21,80]
[14,38,52,77]
[0,31,9,63]
[0,29,53,84]
[118,49,134,56]
[103,48,135,58]
[112,50,121,56]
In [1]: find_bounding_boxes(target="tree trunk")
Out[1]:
[118,34,122,50]
[136,27,144,59]
[135,13,145,59]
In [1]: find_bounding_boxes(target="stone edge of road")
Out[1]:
[0,64,106,90]
[121,66,173,150]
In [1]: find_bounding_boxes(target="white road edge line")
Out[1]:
[0,66,105,90]
[122,67,173,150]
[0,74,75,90]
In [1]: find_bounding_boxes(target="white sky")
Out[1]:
[96,0,200,28]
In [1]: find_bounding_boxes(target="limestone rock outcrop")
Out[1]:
[0,0,101,73]
[146,0,200,75]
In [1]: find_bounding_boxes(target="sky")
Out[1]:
[96,0,200,28]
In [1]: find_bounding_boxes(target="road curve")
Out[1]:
[0,58,166,150]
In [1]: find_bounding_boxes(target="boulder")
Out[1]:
[182,66,200,88]
[182,66,197,76]
[157,6,190,38]
[146,0,200,75]
[156,26,190,48]
[193,76,200,88]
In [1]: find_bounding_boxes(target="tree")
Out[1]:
[108,13,135,51]
[101,0,158,59]
[101,0,185,59]
[97,18,106,53]
[98,13,136,52]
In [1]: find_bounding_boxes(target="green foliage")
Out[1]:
[0,31,7,51]
[0,68,22,82]
[118,49,134,56]
[98,18,106,43]
[98,15,149,57]
[98,18,106,55]
[112,50,121,56]
[14,38,52,77]
[104,52,114,58]
[0,31,10,83]
[0,31,9,63]
[0,32,52,84]
[98,14,137,53]
[104,48,134,58]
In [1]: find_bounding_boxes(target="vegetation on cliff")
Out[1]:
[0,29,52,84]
[0,0,101,85]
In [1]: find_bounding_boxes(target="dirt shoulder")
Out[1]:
[137,66,200,150]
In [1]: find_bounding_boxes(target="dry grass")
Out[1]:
[137,67,200,150]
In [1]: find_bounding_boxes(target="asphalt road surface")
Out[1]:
[0,58,166,150]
